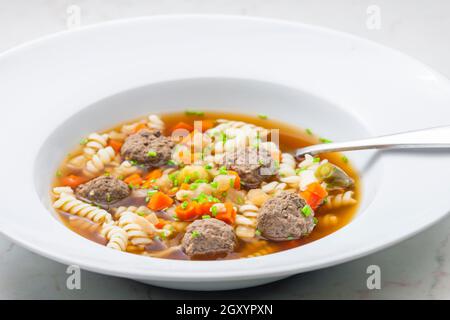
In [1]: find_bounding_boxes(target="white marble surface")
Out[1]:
[1,0,449,299]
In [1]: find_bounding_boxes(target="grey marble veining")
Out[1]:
[1,0,449,299]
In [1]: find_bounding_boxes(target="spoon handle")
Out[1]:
[296,125,450,157]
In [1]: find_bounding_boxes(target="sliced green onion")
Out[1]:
[301,205,313,217]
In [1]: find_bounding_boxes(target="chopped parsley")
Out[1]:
[313,217,319,225]
[255,229,262,236]
[211,205,218,216]
[181,201,189,209]
[210,181,218,189]
[167,160,177,166]
[218,166,228,175]
[287,236,294,240]
[313,157,320,163]
[56,170,62,177]
[185,110,205,116]
[301,205,313,217]
[305,128,313,136]
[204,164,213,170]
[341,155,349,164]
[79,138,88,145]
[202,215,211,220]
[320,138,332,144]
[258,114,268,120]
[189,183,199,190]
[191,230,201,238]
[147,150,157,157]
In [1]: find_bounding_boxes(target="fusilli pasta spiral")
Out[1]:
[324,191,356,209]
[84,146,116,176]
[100,223,128,251]
[83,133,109,158]
[53,193,112,223]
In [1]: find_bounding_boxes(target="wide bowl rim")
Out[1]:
[1,14,450,283]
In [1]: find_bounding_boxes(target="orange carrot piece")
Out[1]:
[148,192,174,211]
[124,173,143,186]
[227,171,241,190]
[144,169,163,181]
[60,174,86,188]
[300,190,322,210]
[108,139,123,153]
[307,182,328,198]
[172,122,194,133]
[194,202,214,215]
[200,119,215,132]
[174,202,199,221]
[180,183,190,190]
[216,202,236,225]
[155,219,167,229]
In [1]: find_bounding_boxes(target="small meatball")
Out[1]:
[181,219,237,258]
[121,129,174,168]
[75,176,130,207]
[224,147,276,189]
[257,191,315,241]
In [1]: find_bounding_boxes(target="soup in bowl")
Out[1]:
[51,111,360,261]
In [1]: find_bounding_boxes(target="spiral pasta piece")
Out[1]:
[324,191,357,209]
[83,133,109,158]
[84,146,116,176]
[100,223,128,251]
[118,212,153,247]
[53,194,112,223]
[111,160,137,178]
[148,114,165,131]
[261,181,288,194]
[278,153,297,178]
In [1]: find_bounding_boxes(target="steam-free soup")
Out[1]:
[52,111,359,260]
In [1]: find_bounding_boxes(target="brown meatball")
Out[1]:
[256,191,315,241]
[121,129,174,168]
[75,176,130,207]
[181,219,237,258]
[224,147,276,189]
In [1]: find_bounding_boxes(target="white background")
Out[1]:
[0,0,449,299]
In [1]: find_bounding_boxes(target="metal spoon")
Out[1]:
[295,125,450,158]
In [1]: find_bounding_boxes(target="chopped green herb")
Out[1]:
[181,201,189,209]
[130,160,138,166]
[172,214,179,221]
[190,183,199,190]
[211,205,218,216]
[103,172,111,177]
[320,138,332,144]
[258,114,268,120]
[301,205,313,217]
[191,230,201,238]
[341,156,349,164]
[137,211,146,217]
[219,166,228,175]
[236,196,245,205]
[106,193,111,202]
[220,132,227,145]
[167,160,177,166]
[313,157,320,163]
[274,160,280,169]
[79,138,88,145]
[287,236,294,240]
[210,181,219,189]
[202,215,211,220]
[147,189,158,196]
[194,179,208,184]
[230,178,235,188]
[313,217,319,225]
[56,170,62,177]
[305,128,313,136]
[296,168,306,175]
[147,150,157,157]
[184,176,191,183]
[255,229,262,236]
[185,110,205,116]
[204,164,213,170]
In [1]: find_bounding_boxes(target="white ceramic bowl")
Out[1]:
[1,15,450,291]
